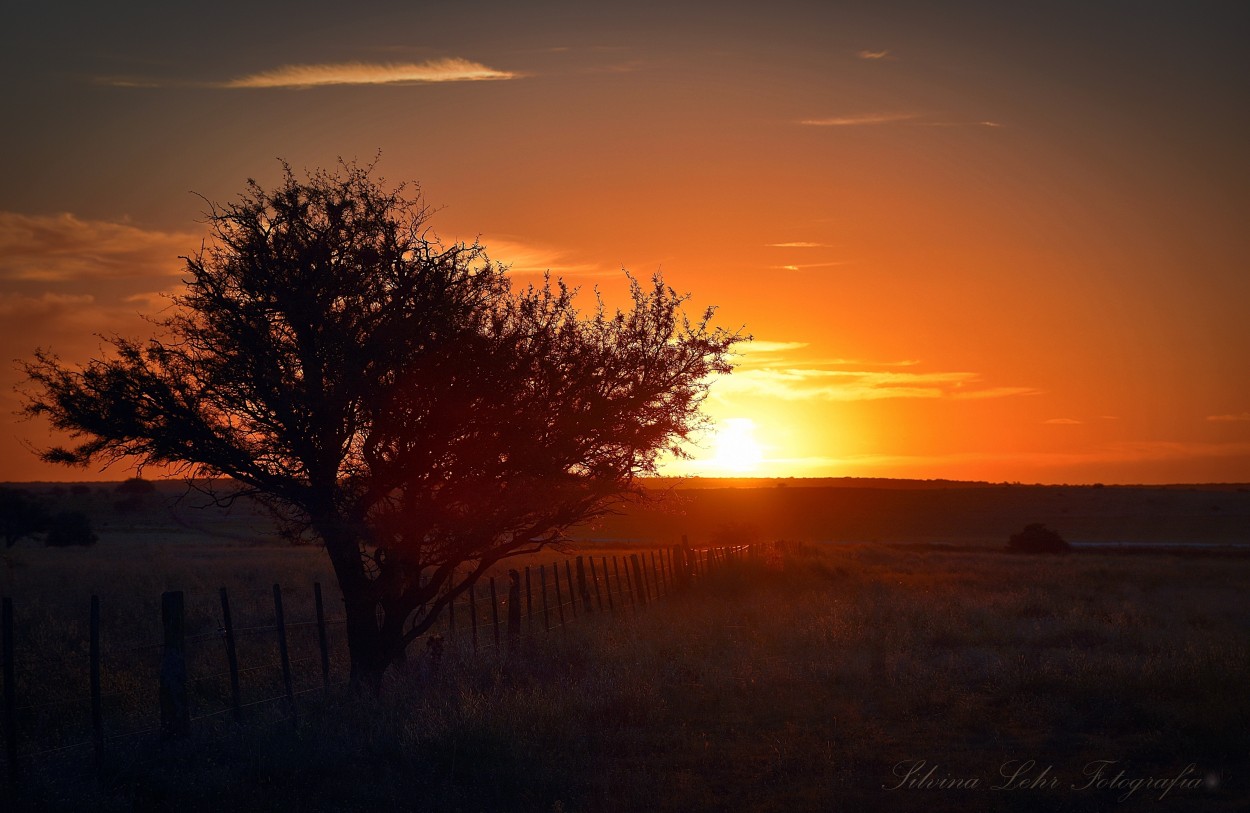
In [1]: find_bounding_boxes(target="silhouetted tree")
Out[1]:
[44,510,98,547]
[21,160,743,689]
[0,487,49,547]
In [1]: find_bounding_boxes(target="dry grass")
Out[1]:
[4,535,1248,811]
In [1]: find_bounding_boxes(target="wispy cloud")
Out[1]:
[739,349,920,369]
[481,237,604,276]
[801,114,1002,129]
[770,261,845,272]
[1207,412,1250,423]
[718,341,1034,402]
[799,112,918,127]
[737,341,810,355]
[716,366,1039,402]
[0,292,96,319]
[916,120,1004,128]
[0,212,196,282]
[1044,418,1082,425]
[766,242,829,248]
[221,58,517,89]
[857,50,892,60]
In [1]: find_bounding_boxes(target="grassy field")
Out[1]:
[2,481,1248,810]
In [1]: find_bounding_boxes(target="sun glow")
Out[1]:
[710,418,764,473]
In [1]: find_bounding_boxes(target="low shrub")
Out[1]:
[1007,523,1070,554]
[44,510,99,547]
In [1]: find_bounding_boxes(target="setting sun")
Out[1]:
[0,2,1245,489]
[710,418,764,473]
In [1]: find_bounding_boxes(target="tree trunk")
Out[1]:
[314,515,394,692]
[342,592,389,693]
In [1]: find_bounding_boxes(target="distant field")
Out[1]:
[4,477,1249,615]
[2,479,1248,810]
[588,480,1250,548]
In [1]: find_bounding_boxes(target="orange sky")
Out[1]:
[1,1,1247,484]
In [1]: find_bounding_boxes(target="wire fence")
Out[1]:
[0,540,780,797]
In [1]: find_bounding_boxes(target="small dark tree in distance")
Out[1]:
[114,476,155,513]
[21,160,744,689]
[44,510,98,547]
[115,476,156,496]
[0,487,49,547]
[1008,523,1071,554]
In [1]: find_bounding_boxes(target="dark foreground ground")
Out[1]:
[1,480,1247,811]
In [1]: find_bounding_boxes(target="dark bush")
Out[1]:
[45,511,98,547]
[113,495,143,514]
[0,487,49,547]
[116,477,157,495]
[1008,523,1070,554]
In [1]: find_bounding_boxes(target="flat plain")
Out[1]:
[1,479,1247,811]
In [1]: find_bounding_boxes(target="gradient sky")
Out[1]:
[2,0,1248,484]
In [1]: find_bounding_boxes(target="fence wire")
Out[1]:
[0,542,774,793]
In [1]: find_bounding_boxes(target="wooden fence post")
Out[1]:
[447,579,456,639]
[554,563,567,628]
[272,585,296,724]
[650,551,662,597]
[613,557,627,609]
[3,597,19,791]
[631,554,648,607]
[159,591,190,740]
[564,561,578,619]
[540,565,551,632]
[489,577,501,650]
[602,557,615,613]
[89,595,103,771]
[589,557,604,612]
[507,570,522,644]
[575,557,592,613]
[619,557,632,608]
[219,588,241,722]
[524,567,533,633]
[469,582,479,651]
[314,583,330,687]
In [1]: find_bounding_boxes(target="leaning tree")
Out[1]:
[21,160,743,689]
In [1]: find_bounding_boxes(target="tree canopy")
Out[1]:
[21,160,744,687]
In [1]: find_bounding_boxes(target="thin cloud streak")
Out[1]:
[1207,412,1250,423]
[771,261,844,271]
[736,341,810,355]
[0,292,96,319]
[221,58,518,89]
[800,115,1002,129]
[715,366,1039,402]
[800,113,918,127]
[481,237,604,276]
[914,120,1005,128]
[0,212,196,282]
[719,339,1034,401]
[766,242,829,248]
[857,50,892,60]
